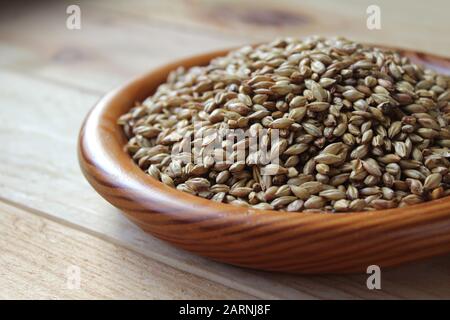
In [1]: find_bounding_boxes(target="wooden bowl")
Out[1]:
[78,46,450,274]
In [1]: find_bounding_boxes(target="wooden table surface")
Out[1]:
[1,0,449,299]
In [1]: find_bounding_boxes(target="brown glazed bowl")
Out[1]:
[78,46,450,274]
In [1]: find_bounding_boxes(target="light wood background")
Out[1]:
[1,0,449,299]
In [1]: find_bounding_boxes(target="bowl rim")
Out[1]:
[78,45,450,224]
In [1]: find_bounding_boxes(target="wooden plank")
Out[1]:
[2,0,447,96]
[0,201,255,299]
[1,69,450,299]
[90,0,450,56]
[0,1,246,93]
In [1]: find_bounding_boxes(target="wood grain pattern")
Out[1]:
[78,47,450,274]
[1,0,450,298]
[0,201,254,299]
[90,0,450,56]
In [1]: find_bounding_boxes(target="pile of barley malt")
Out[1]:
[118,36,450,212]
